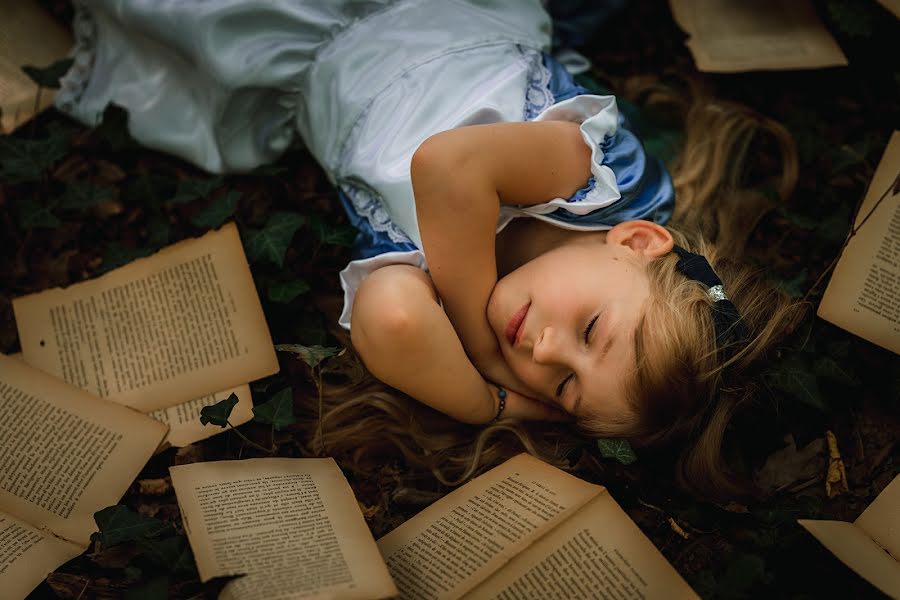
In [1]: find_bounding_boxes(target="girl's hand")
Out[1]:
[491,384,570,422]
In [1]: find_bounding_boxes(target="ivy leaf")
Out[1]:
[146,215,171,248]
[764,353,827,410]
[95,104,138,152]
[275,344,342,369]
[59,181,114,210]
[309,214,357,247]
[124,173,174,207]
[596,438,638,465]
[124,575,170,600]
[242,212,306,267]
[21,58,74,88]
[137,536,196,575]
[92,505,171,547]
[191,190,240,229]
[16,197,60,229]
[99,243,153,274]
[170,177,223,205]
[826,0,874,38]
[199,392,239,427]
[267,279,311,303]
[0,128,71,183]
[252,387,296,430]
[814,356,860,387]
[770,268,808,299]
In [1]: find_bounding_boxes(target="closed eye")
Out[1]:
[583,314,599,344]
[556,373,572,398]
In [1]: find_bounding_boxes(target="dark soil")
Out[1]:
[3,1,899,598]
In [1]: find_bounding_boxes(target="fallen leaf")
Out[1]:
[357,501,382,519]
[174,443,204,465]
[275,344,342,369]
[137,478,171,496]
[199,393,239,427]
[754,435,825,493]
[825,430,849,498]
[252,387,297,430]
[596,438,638,465]
[668,517,690,539]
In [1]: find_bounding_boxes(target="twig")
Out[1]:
[226,420,274,454]
[802,170,900,303]
[75,577,89,600]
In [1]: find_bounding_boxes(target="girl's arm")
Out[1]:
[412,120,593,388]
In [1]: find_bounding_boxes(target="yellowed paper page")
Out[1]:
[0,0,72,132]
[150,384,253,449]
[818,132,900,354]
[669,0,847,72]
[0,510,83,600]
[377,454,600,600]
[877,0,900,20]
[466,491,698,599]
[0,354,167,545]
[855,474,900,561]
[169,458,397,600]
[798,520,900,599]
[7,353,253,449]
[13,223,279,412]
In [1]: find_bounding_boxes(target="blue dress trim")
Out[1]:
[537,53,675,227]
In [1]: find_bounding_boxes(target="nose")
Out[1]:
[532,326,565,365]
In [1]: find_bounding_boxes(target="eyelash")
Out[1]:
[556,314,600,397]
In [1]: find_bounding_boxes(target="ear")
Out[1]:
[606,220,674,258]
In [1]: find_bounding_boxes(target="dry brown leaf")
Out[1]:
[138,477,171,495]
[825,430,849,498]
[357,501,382,520]
[754,435,826,493]
[668,517,690,539]
[174,443,204,465]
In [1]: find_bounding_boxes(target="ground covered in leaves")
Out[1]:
[2,1,899,598]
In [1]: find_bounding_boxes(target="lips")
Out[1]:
[505,302,530,346]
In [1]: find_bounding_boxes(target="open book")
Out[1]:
[0,354,167,600]
[668,0,848,72]
[377,453,699,599]
[169,458,398,600]
[818,131,900,355]
[799,474,900,598]
[0,0,72,132]
[13,223,278,447]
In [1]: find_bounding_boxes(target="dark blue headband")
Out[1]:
[671,245,748,358]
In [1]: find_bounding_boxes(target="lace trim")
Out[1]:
[55,0,97,119]
[341,182,412,245]
[523,50,554,121]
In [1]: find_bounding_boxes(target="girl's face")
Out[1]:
[486,221,673,422]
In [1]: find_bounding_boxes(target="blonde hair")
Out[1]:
[306,88,804,498]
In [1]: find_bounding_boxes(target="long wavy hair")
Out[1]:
[296,80,803,499]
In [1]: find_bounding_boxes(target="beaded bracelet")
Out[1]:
[493,386,507,421]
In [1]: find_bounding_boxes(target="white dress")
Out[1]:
[57,0,675,329]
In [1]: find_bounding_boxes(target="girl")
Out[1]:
[57,0,800,497]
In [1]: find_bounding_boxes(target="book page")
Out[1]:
[798,520,900,599]
[377,454,601,600]
[13,223,279,412]
[169,458,396,600]
[0,510,83,600]
[668,0,848,72]
[465,491,699,599]
[818,132,900,355]
[0,354,167,545]
[877,0,900,19]
[854,474,900,560]
[0,0,72,132]
[8,352,253,450]
[149,384,253,449]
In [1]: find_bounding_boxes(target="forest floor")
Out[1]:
[2,1,899,598]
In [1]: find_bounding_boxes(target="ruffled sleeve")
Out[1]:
[497,94,675,232]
